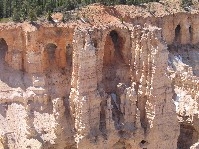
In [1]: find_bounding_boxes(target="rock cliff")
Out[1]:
[0,1,199,149]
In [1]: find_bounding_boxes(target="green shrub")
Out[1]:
[12,8,21,22]
[29,9,37,22]
[47,11,53,22]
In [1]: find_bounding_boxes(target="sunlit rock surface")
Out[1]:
[0,1,199,148]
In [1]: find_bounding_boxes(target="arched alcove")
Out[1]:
[43,43,58,71]
[175,25,181,43]
[0,38,8,62]
[0,38,30,89]
[43,42,73,97]
[99,100,107,134]
[66,44,72,67]
[177,124,199,149]
[189,25,193,42]
[102,30,131,93]
[93,39,98,48]
[45,43,57,60]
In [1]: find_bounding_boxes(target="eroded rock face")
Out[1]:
[0,2,199,149]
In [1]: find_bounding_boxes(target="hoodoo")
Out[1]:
[0,0,199,148]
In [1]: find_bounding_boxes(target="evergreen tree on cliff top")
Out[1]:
[0,0,165,21]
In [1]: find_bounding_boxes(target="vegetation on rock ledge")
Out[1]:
[0,0,194,22]
[0,0,161,22]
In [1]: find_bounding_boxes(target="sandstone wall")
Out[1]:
[0,2,199,149]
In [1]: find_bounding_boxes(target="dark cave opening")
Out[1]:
[140,140,147,144]
[0,38,8,61]
[109,30,125,65]
[45,43,57,60]
[92,39,98,48]
[189,26,193,42]
[99,100,107,137]
[102,30,130,93]
[175,25,181,43]
[177,124,199,149]
[110,30,119,47]
[139,140,148,149]
[101,29,131,130]
[66,43,73,67]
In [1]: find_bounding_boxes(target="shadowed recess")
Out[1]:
[45,43,57,60]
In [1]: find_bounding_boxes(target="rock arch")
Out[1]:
[102,29,131,93]
[0,38,8,62]
[175,25,181,43]
[43,43,58,70]
[100,29,131,130]
[66,43,73,67]
[45,43,57,60]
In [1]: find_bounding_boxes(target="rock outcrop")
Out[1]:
[0,1,199,149]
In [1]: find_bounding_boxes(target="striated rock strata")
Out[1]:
[0,1,199,149]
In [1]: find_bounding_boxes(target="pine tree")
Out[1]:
[3,0,9,17]
[12,8,21,22]
[0,0,161,21]
[29,8,37,22]
[0,0,4,18]
[47,11,53,21]
[20,1,28,21]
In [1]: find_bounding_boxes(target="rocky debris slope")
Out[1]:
[168,45,199,149]
[0,1,199,149]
